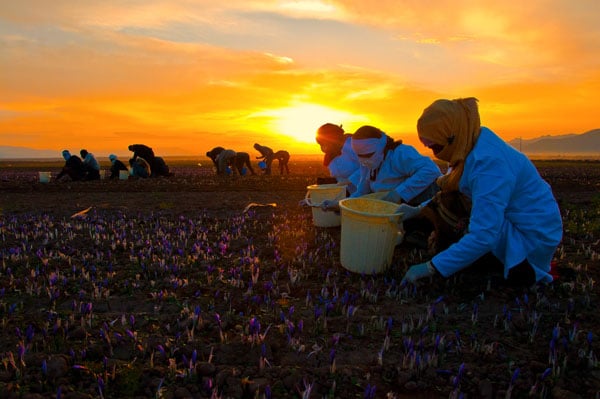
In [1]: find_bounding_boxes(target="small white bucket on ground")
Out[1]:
[39,172,51,183]
[338,198,403,274]
[305,183,347,227]
[119,170,129,180]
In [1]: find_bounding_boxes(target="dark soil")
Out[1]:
[0,159,598,399]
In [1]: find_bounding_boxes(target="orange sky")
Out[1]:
[1,1,599,157]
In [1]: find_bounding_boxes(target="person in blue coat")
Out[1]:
[315,123,361,194]
[55,150,86,181]
[129,157,151,178]
[350,125,441,205]
[108,154,128,179]
[80,149,101,180]
[400,97,563,287]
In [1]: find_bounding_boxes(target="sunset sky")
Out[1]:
[2,0,599,157]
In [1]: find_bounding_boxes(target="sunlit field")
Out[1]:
[0,158,598,398]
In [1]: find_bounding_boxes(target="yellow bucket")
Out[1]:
[119,170,129,180]
[305,184,347,227]
[38,171,51,183]
[338,198,402,274]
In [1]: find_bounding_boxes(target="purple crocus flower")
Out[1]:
[364,384,376,399]
[510,368,520,387]
[541,367,552,381]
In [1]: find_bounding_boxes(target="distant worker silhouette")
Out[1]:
[128,144,155,163]
[254,143,290,175]
[206,147,256,176]
[80,149,101,180]
[128,144,171,177]
[129,157,151,178]
[108,154,128,179]
[55,150,86,181]
[273,150,290,175]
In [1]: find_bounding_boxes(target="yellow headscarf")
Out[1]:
[417,97,481,191]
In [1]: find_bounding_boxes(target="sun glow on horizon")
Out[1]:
[258,103,365,144]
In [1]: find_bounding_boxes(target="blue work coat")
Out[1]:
[432,128,563,283]
[328,136,361,194]
[352,143,442,203]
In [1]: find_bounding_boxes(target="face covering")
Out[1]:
[352,134,387,170]
[359,151,384,170]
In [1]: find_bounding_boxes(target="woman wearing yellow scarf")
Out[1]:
[401,98,562,288]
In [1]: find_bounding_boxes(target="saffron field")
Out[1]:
[0,158,598,398]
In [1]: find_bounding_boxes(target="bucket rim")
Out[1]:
[306,183,347,190]
[339,197,402,218]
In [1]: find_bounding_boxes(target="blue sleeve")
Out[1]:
[432,156,514,277]
[389,146,441,202]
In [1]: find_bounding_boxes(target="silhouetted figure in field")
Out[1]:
[206,147,256,176]
[128,144,155,163]
[55,150,86,181]
[80,149,101,180]
[151,156,171,177]
[129,157,151,178]
[128,144,171,177]
[254,143,290,175]
[108,154,128,179]
[273,150,290,175]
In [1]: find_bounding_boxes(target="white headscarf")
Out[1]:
[351,134,387,170]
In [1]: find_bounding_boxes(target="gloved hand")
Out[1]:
[396,203,422,221]
[298,198,311,207]
[382,190,402,204]
[321,199,340,212]
[401,261,437,285]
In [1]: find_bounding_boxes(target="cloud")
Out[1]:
[0,0,598,154]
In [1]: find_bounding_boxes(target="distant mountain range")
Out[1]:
[0,146,59,159]
[507,129,600,154]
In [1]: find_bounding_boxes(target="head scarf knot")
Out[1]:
[417,97,481,191]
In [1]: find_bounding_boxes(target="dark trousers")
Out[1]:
[467,254,536,288]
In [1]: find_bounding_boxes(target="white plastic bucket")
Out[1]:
[119,170,129,180]
[305,184,347,227]
[338,198,403,274]
[39,172,51,183]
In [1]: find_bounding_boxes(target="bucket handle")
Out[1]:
[304,185,346,208]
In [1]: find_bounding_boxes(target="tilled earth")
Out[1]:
[0,159,598,399]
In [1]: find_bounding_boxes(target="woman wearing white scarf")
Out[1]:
[350,125,441,205]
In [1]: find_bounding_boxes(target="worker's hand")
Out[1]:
[382,190,402,204]
[396,204,422,221]
[401,261,436,285]
[321,199,340,212]
[298,198,311,207]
